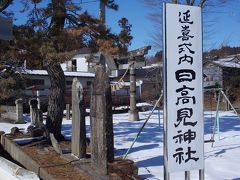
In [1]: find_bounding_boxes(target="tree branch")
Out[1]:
[0,0,13,12]
[101,0,118,11]
[190,0,195,6]
[172,0,178,4]
[199,0,207,7]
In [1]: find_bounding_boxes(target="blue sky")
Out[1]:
[80,0,154,51]
[202,1,240,51]
[6,0,240,55]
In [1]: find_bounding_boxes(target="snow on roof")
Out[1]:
[141,63,162,69]
[211,56,240,68]
[216,57,234,62]
[23,69,95,77]
[64,71,95,77]
[23,69,48,75]
[111,80,143,86]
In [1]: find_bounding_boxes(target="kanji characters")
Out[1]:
[171,8,200,167]
[175,69,196,82]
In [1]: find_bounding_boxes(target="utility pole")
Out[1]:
[99,0,106,24]
[99,0,106,71]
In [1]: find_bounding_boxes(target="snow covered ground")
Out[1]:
[1,110,240,180]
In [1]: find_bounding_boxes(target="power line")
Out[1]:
[75,0,99,5]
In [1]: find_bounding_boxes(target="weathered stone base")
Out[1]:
[0,135,110,180]
[0,113,25,124]
[128,110,139,121]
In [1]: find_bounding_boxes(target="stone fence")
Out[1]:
[0,112,17,121]
[0,99,25,124]
[0,105,16,113]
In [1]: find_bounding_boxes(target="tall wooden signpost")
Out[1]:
[0,15,12,41]
[163,3,204,180]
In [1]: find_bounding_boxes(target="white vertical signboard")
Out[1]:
[163,3,204,173]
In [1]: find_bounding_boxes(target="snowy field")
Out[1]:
[0,110,240,180]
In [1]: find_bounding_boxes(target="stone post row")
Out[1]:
[71,78,86,158]
[15,98,25,124]
[90,65,114,175]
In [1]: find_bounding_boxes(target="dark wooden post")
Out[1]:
[90,65,114,175]
[71,78,86,158]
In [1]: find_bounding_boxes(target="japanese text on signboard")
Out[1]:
[172,9,199,165]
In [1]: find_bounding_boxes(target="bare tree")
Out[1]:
[143,0,228,50]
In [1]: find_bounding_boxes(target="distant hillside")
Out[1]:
[145,46,240,65]
[204,46,240,59]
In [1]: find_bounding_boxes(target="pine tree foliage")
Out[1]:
[0,0,12,12]
[0,64,25,104]
[0,0,132,140]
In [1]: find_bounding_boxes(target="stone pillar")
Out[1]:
[32,109,43,127]
[29,99,38,123]
[71,78,86,158]
[91,65,114,175]
[15,99,24,124]
[128,63,139,121]
[37,90,40,110]
[66,104,70,120]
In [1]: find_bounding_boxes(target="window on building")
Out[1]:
[66,81,73,86]
[26,79,44,87]
[206,75,213,81]
[87,81,92,86]
[72,59,77,71]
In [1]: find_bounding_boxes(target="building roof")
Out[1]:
[111,80,143,86]
[73,48,92,55]
[205,55,240,69]
[212,56,240,68]
[141,63,162,69]
[23,69,95,77]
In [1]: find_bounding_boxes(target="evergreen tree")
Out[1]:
[117,18,133,56]
[1,0,132,141]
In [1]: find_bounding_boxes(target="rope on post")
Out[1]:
[111,61,134,92]
[123,93,163,159]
